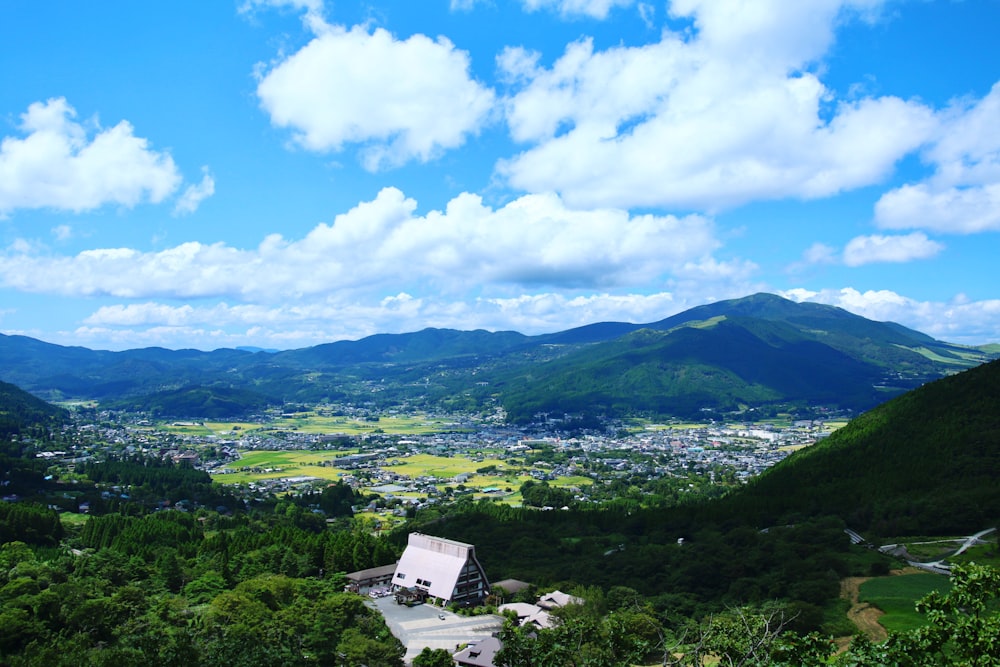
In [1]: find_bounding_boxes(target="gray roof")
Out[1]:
[491,578,531,595]
[345,562,398,582]
[454,636,502,667]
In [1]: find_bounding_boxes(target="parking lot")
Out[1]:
[369,595,503,665]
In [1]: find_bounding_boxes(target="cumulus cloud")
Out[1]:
[256,23,495,170]
[842,232,944,266]
[497,0,938,211]
[0,187,719,300]
[76,288,774,351]
[874,183,1000,234]
[875,81,1000,234]
[0,98,182,215]
[782,287,1000,345]
[173,167,216,216]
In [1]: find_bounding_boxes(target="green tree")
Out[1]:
[412,646,455,667]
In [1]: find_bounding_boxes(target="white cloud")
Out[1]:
[875,81,1000,234]
[256,24,495,170]
[782,287,1000,345]
[637,2,655,28]
[874,183,1000,234]
[0,187,719,300]
[804,243,838,265]
[521,0,635,19]
[0,98,182,215]
[74,290,746,351]
[173,167,216,216]
[785,242,838,275]
[52,225,73,242]
[842,232,944,267]
[238,0,327,33]
[50,286,794,352]
[498,0,938,211]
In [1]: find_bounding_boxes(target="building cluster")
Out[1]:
[345,532,582,667]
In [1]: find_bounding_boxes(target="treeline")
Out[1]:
[80,456,240,511]
[0,503,63,546]
[78,509,399,580]
[400,500,880,633]
[0,508,405,666]
[492,563,1000,666]
[0,443,56,498]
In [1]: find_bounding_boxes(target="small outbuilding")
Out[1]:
[344,562,397,594]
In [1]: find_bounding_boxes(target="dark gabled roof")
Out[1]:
[345,562,398,582]
[454,636,502,667]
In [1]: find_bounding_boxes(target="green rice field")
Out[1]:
[156,413,467,436]
[858,573,951,633]
[214,449,591,505]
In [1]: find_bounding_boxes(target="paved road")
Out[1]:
[369,595,503,665]
[877,527,998,574]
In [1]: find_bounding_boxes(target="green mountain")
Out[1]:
[495,294,991,421]
[0,293,993,420]
[713,357,1000,536]
[103,385,279,419]
[0,380,68,438]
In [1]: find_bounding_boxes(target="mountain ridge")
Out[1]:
[0,293,993,420]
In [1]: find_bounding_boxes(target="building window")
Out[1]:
[396,573,405,580]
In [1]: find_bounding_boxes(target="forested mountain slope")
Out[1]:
[0,380,67,438]
[713,358,1000,535]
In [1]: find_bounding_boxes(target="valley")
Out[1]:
[1,295,999,666]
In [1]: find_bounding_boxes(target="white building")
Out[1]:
[392,533,489,605]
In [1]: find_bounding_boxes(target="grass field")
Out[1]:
[154,413,467,436]
[858,573,951,633]
[271,414,469,435]
[215,450,354,484]
[59,512,90,528]
[948,540,1000,567]
[386,453,502,479]
[214,450,592,506]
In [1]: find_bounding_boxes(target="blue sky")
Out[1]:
[1,0,998,351]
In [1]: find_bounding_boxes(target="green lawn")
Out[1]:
[858,574,951,633]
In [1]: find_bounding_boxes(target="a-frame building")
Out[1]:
[392,533,489,605]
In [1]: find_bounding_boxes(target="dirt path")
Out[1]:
[834,567,923,652]
[835,576,886,650]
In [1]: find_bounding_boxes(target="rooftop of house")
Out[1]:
[453,636,503,667]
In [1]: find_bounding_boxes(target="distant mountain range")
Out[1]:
[0,293,994,420]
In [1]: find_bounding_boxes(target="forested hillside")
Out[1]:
[0,380,67,439]
[713,358,1000,536]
